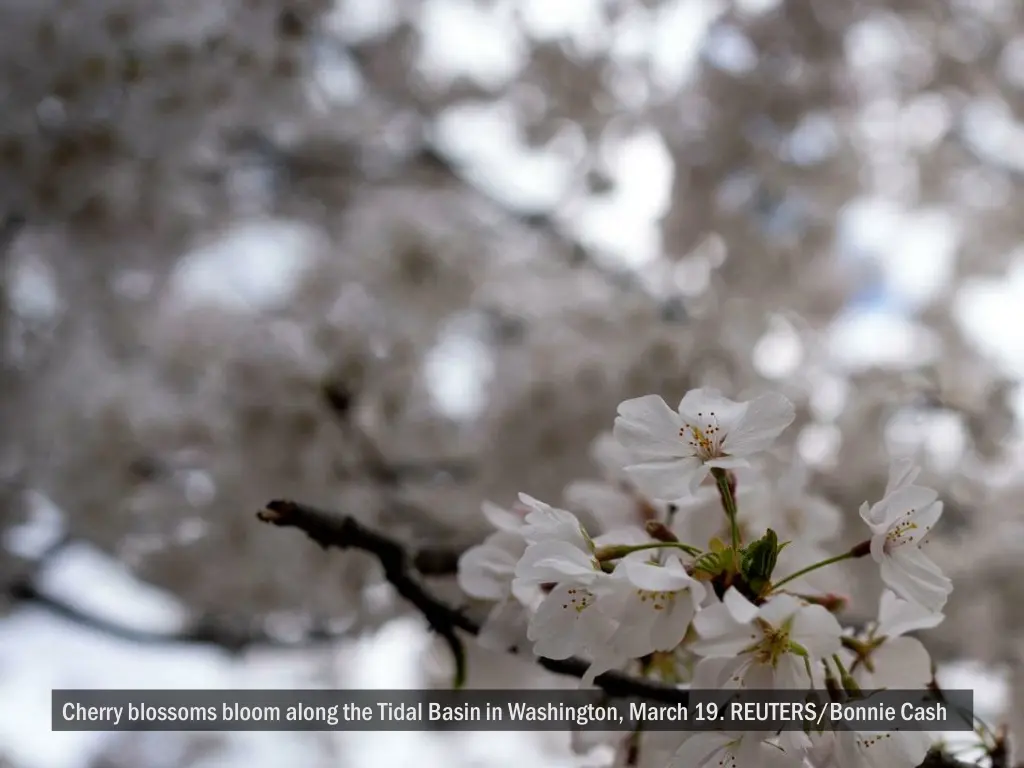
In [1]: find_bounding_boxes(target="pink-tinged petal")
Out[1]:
[720,392,796,456]
[624,457,705,502]
[789,604,843,658]
[877,590,944,637]
[481,500,525,532]
[613,395,687,460]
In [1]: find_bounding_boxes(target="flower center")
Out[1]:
[746,618,792,666]
[636,589,675,612]
[884,512,920,552]
[561,587,595,614]
[679,411,724,461]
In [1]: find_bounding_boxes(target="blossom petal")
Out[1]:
[857,637,933,689]
[877,590,944,637]
[719,392,796,457]
[885,457,922,496]
[879,547,952,612]
[477,598,528,652]
[621,556,697,592]
[756,594,803,626]
[514,540,599,586]
[623,457,706,502]
[789,604,843,658]
[670,732,735,768]
[613,395,687,460]
[456,534,522,600]
[481,500,525,532]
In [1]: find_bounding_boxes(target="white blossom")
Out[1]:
[456,501,539,650]
[583,554,706,682]
[859,463,952,612]
[691,589,842,689]
[613,388,796,500]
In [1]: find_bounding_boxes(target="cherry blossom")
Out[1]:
[859,463,952,612]
[612,388,796,500]
[691,589,842,689]
[583,554,706,682]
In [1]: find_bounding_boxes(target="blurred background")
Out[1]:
[1,0,1023,765]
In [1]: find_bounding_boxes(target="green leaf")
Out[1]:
[741,528,781,586]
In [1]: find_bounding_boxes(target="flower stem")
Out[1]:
[595,541,702,561]
[769,541,871,591]
[711,468,741,553]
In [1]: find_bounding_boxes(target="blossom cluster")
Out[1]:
[458,388,955,768]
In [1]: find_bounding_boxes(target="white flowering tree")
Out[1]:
[4,0,1024,766]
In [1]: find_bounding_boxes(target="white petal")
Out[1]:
[613,395,687,460]
[480,500,525,532]
[857,636,933,689]
[721,392,796,456]
[880,547,952,612]
[622,557,697,592]
[456,537,520,600]
[877,590,944,637]
[477,598,528,652]
[885,457,922,496]
[875,486,941,527]
[651,594,699,652]
[789,604,843,658]
[692,610,760,657]
[670,731,735,768]
[514,540,599,586]
[756,593,803,626]
[624,457,705,502]
[677,388,745,429]
[722,586,760,623]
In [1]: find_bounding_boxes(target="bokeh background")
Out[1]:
[1,0,1023,765]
